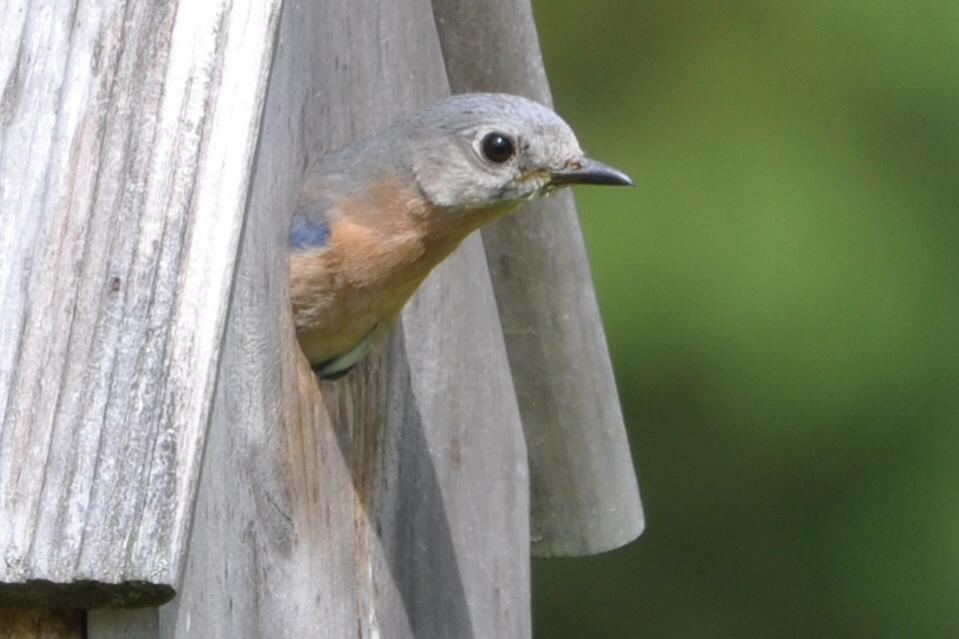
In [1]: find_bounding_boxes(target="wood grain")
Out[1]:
[0,0,281,606]
[158,0,531,636]
[3,0,634,630]
[432,0,645,556]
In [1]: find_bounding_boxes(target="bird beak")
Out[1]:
[549,157,634,187]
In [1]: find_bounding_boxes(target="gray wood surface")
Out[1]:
[4,0,636,630]
[432,0,645,556]
[159,0,531,637]
[86,609,158,639]
[0,0,281,606]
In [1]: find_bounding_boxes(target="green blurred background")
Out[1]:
[530,1,959,637]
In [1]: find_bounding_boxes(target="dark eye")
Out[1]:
[481,132,515,164]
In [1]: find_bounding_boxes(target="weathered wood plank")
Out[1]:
[160,0,530,637]
[0,0,281,605]
[432,0,645,556]
[381,245,531,639]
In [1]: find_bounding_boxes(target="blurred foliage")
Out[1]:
[531,1,959,637]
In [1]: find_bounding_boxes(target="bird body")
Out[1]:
[291,175,466,371]
[290,93,632,378]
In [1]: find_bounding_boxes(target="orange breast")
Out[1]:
[290,177,467,366]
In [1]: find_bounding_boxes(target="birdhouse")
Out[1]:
[0,0,642,636]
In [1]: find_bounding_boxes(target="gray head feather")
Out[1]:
[406,93,585,211]
[302,93,629,224]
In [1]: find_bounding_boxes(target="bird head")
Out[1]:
[406,93,632,216]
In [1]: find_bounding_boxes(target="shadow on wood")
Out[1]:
[324,330,475,639]
[0,610,83,639]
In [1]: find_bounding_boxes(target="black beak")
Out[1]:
[549,157,634,187]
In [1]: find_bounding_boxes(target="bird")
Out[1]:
[290,92,633,379]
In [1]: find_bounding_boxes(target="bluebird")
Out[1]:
[290,92,632,379]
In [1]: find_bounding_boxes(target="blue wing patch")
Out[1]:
[290,217,330,250]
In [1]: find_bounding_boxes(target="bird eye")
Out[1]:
[480,132,515,164]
